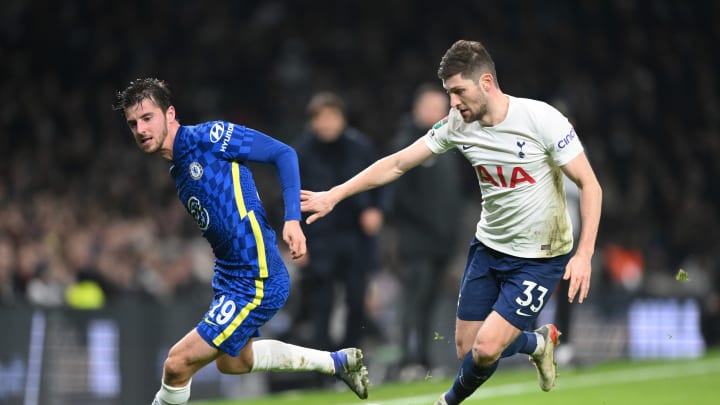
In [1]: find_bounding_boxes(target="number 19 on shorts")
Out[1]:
[205,295,237,326]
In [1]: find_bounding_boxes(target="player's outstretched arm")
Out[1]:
[301,138,434,224]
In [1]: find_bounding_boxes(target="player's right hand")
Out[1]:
[300,190,335,224]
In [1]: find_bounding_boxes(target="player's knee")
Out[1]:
[163,354,191,384]
[472,341,501,366]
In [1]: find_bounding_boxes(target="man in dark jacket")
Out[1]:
[293,92,384,351]
[390,84,465,375]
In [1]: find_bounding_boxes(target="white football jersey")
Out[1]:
[424,96,584,258]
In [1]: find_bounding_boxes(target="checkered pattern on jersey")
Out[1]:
[172,122,276,278]
[229,125,254,160]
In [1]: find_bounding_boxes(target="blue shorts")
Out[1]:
[456,239,570,330]
[196,268,290,356]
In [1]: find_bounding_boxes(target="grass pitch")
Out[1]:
[191,349,720,405]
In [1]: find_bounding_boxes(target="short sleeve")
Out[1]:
[538,106,584,166]
[423,115,454,154]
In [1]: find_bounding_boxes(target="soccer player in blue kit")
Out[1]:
[114,78,369,405]
[301,40,602,404]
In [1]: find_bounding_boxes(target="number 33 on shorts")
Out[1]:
[515,280,548,317]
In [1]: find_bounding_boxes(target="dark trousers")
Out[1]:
[301,233,371,350]
[554,279,573,342]
[397,253,452,367]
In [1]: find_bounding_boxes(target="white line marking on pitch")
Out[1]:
[338,357,720,405]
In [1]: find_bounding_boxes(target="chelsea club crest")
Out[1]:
[189,162,204,180]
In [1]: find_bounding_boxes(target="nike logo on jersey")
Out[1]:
[515,308,533,317]
[462,145,473,150]
[203,317,219,326]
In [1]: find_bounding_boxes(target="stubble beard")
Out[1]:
[141,120,169,155]
[466,100,489,124]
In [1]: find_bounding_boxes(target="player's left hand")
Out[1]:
[563,253,592,304]
[283,220,306,260]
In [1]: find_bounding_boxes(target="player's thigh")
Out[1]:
[456,240,500,322]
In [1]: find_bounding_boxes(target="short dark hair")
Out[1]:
[437,40,497,84]
[306,91,346,118]
[113,78,173,114]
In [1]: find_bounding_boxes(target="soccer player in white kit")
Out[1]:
[300,40,602,404]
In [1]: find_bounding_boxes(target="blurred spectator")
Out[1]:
[0,1,718,317]
[387,83,464,378]
[0,236,18,304]
[292,91,384,351]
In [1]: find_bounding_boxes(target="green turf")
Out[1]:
[191,349,720,405]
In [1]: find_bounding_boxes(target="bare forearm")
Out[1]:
[301,138,432,224]
[327,153,409,205]
[575,180,602,258]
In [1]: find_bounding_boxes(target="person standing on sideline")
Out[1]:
[114,78,369,405]
[293,91,384,351]
[300,39,602,405]
[389,83,464,376]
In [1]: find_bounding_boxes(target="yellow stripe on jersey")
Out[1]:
[247,211,268,277]
[232,162,269,278]
[232,162,248,217]
[212,278,265,347]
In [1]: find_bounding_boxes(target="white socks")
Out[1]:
[151,340,336,404]
[152,380,191,405]
[533,333,546,356]
[251,339,335,374]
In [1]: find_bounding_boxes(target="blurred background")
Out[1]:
[1,1,719,404]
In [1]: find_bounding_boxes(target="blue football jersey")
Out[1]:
[170,121,288,278]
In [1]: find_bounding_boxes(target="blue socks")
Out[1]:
[330,351,346,375]
[443,351,499,404]
[501,331,538,357]
[442,331,537,404]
